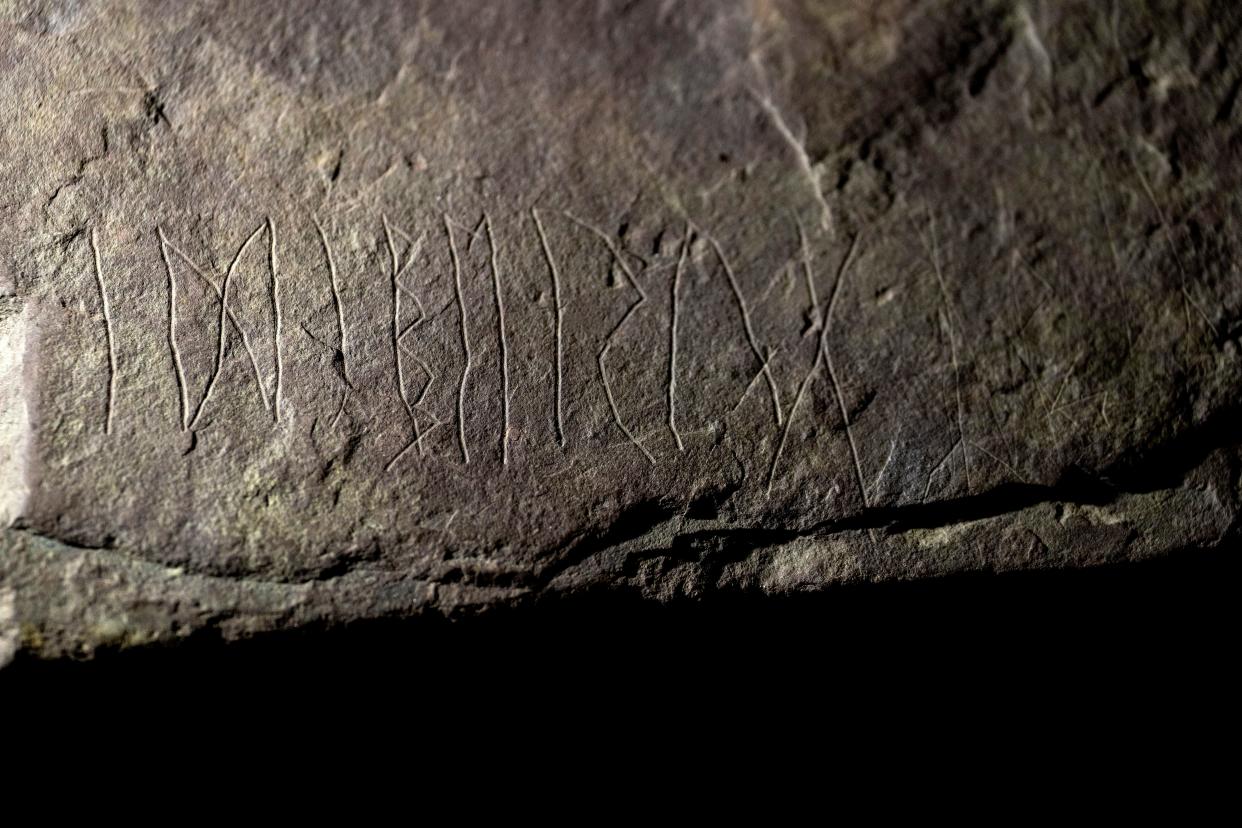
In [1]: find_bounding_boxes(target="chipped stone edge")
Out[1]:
[1,468,1234,662]
[0,298,32,532]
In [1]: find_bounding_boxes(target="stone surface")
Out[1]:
[1,0,1239,663]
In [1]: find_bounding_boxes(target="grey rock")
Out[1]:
[2,0,1239,662]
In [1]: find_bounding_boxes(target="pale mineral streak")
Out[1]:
[0,301,31,532]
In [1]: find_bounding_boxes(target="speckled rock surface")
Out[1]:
[2,0,1239,663]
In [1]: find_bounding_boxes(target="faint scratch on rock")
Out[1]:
[707,234,784,427]
[565,212,656,465]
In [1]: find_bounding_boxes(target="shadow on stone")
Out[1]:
[7,544,1235,688]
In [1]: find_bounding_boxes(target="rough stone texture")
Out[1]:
[1,0,1239,663]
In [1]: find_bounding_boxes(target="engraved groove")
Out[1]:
[160,232,273,418]
[267,217,283,422]
[923,214,971,493]
[767,232,860,495]
[89,228,118,435]
[188,221,266,431]
[706,235,784,427]
[531,207,566,448]
[445,214,472,464]
[486,215,510,465]
[383,215,427,463]
[565,212,655,465]
[668,223,691,452]
[157,227,190,431]
[311,216,351,428]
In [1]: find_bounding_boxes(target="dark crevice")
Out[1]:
[613,475,1119,587]
[142,89,172,128]
[8,542,1237,685]
[1095,397,1242,493]
[1214,74,1242,123]
[435,565,536,590]
[13,525,116,553]
[536,498,680,585]
[967,34,1013,97]
[838,472,1115,535]
[15,396,1240,596]
[309,538,384,582]
[534,476,1112,589]
[541,400,1242,586]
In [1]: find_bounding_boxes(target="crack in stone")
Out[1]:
[540,405,1242,589]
